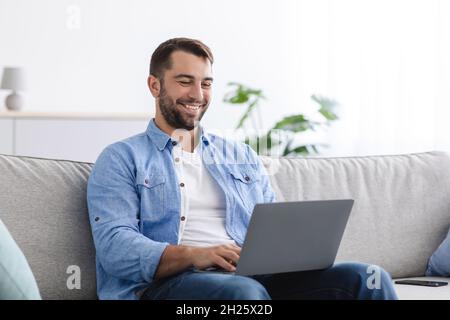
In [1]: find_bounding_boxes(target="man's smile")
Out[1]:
[177,102,203,115]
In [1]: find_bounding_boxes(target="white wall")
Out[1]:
[2,0,450,156]
[0,0,295,133]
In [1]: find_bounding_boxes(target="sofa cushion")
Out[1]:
[0,219,41,299]
[0,154,96,299]
[261,151,450,279]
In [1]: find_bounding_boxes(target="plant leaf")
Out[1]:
[235,99,258,130]
[272,115,313,132]
[311,94,339,121]
[223,82,265,104]
[289,145,309,156]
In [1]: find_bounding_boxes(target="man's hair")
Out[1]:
[149,37,214,78]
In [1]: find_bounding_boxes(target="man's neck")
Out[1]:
[154,116,200,153]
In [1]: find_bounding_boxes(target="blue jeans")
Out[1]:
[141,262,398,300]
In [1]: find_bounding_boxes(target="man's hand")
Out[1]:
[191,244,241,272]
[154,244,241,279]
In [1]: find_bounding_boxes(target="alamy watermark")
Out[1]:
[366,265,382,290]
[66,265,81,290]
[66,5,81,30]
[169,125,293,176]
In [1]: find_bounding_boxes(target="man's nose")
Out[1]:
[188,82,204,103]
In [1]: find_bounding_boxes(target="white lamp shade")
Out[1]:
[1,67,26,91]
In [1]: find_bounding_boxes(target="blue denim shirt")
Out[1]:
[87,119,276,300]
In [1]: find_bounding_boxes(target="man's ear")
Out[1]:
[148,75,161,98]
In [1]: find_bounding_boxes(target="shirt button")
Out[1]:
[144,179,149,184]
[175,157,180,162]
[180,216,186,221]
[180,182,185,187]
[172,141,177,146]
[94,217,100,222]
[245,176,250,181]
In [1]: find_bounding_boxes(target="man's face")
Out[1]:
[156,51,213,131]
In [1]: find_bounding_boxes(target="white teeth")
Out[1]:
[184,104,200,110]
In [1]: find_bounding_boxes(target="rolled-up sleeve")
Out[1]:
[87,145,169,283]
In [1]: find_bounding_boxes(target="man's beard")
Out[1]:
[158,82,208,131]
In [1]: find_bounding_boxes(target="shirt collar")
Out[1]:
[146,118,211,151]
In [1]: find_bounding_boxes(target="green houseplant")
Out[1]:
[223,82,339,156]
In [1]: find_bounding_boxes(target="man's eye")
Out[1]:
[179,81,191,85]
[202,82,212,88]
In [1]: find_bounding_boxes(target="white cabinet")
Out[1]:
[0,112,152,163]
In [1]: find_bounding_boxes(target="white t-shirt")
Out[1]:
[172,143,237,247]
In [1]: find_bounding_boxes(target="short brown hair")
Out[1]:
[149,37,214,78]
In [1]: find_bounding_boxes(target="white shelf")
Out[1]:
[0,111,153,120]
[0,112,153,162]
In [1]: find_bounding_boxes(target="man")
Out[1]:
[87,37,398,300]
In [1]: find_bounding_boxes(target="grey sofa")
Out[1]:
[0,151,449,300]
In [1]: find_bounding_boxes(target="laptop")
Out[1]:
[196,199,354,276]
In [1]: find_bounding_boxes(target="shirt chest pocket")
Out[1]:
[229,167,264,212]
[136,172,166,222]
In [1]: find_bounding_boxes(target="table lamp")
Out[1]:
[1,67,26,111]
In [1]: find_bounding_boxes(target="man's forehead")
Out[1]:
[168,51,212,78]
